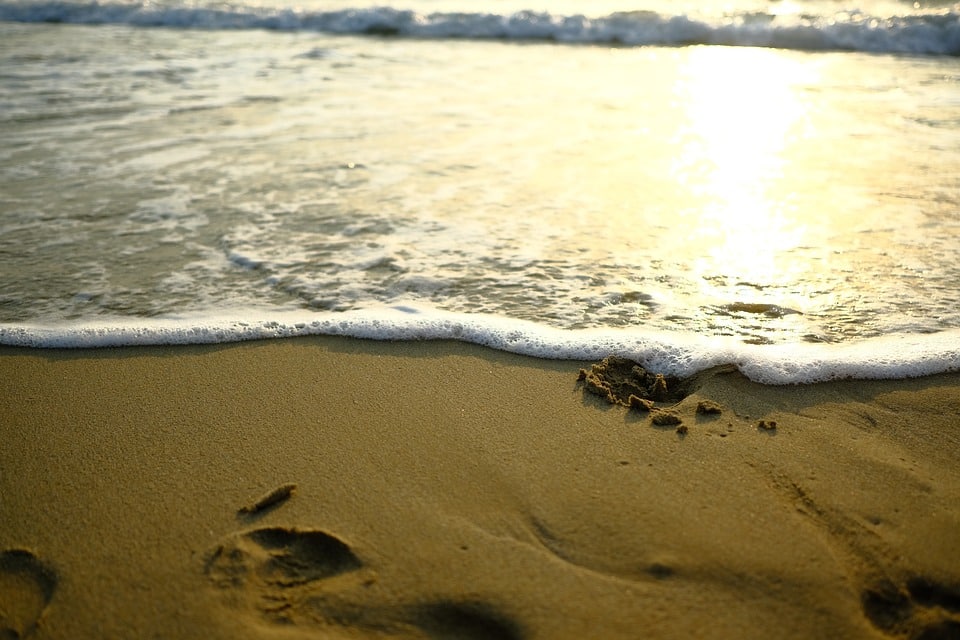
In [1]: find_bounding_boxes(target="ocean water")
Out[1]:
[1,0,959,382]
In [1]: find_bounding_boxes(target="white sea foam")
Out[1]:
[0,1,957,55]
[3,306,959,384]
[2,12,957,383]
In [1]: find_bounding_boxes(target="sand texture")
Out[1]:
[2,336,960,639]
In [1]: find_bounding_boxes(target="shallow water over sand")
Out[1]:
[1,8,959,357]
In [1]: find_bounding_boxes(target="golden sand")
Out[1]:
[2,336,959,639]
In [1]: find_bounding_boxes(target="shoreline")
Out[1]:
[2,336,959,639]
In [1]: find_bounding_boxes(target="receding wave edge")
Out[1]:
[3,308,960,385]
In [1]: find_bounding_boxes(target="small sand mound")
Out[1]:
[577,356,692,407]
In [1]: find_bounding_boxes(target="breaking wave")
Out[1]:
[1,1,958,55]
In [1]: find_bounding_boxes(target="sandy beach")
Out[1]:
[2,335,959,639]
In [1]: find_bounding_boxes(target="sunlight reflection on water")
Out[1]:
[672,47,820,299]
[1,26,957,343]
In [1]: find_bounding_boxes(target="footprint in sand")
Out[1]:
[0,549,57,640]
[205,526,363,621]
[206,526,522,639]
[861,575,960,640]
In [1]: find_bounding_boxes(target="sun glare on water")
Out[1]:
[669,47,822,299]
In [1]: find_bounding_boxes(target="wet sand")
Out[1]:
[2,336,959,639]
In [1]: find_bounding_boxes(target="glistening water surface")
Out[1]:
[2,1,959,380]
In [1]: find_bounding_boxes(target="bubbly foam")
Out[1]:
[0,2,957,55]
[3,306,959,385]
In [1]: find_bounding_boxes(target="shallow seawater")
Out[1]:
[1,2,959,378]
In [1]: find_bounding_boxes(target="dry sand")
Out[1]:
[2,336,959,639]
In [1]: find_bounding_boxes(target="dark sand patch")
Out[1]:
[412,600,523,640]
